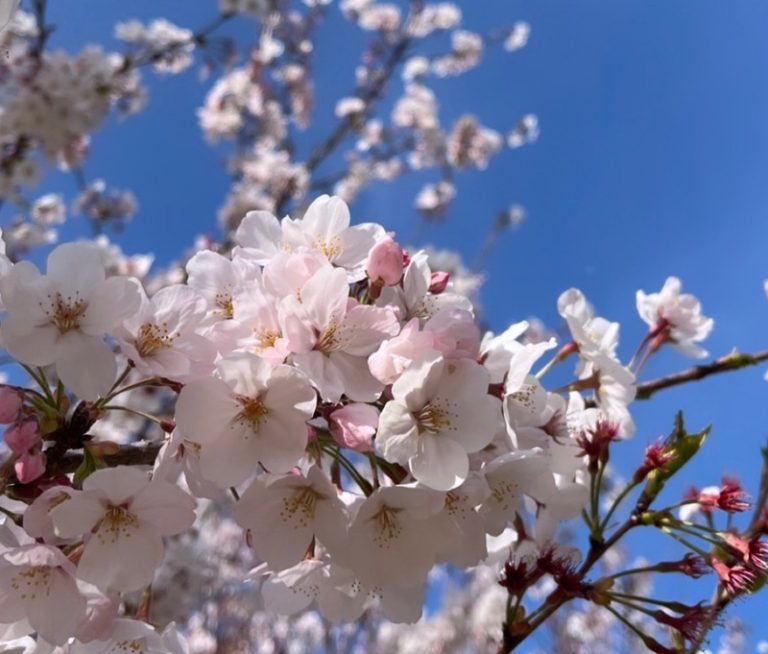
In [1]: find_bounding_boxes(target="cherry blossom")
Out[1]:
[114,284,215,379]
[636,276,714,358]
[49,466,196,593]
[234,466,348,570]
[0,243,140,400]
[345,485,446,590]
[377,351,499,491]
[235,195,384,281]
[286,265,399,402]
[174,354,317,485]
[0,544,86,644]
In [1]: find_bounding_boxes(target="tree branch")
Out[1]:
[274,32,411,215]
[56,441,163,473]
[635,349,768,401]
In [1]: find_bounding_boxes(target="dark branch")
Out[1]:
[635,350,768,401]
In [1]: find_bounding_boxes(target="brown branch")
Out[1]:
[56,441,163,474]
[635,349,768,401]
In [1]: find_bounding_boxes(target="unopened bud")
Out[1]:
[429,271,450,293]
[0,386,23,423]
[160,418,176,434]
[366,236,404,287]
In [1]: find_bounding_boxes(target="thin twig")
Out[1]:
[635,350,768,401]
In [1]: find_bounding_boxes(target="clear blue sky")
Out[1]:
[13,0,768,649]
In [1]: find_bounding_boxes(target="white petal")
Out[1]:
[49,492,104,539]
[84,466,148,505]
[174,377,238,445]
[130,481,196,536]
[27,569,86,645]
[0,320,59,367]
[77,521,163,593]
[410,434,468,491]
[55,334,116,400]
[80,277,141,334]
[46,243,105,299]
[235,210,282,262]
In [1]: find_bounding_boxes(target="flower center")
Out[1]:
[11,566,52,599]
[316,321,339,353]
[280,486,322,526]
[97,506,140,544]
[414,402,452,434]
[114,639,147,654]
[214,292,234,319]
[370,505,403,547]
[235,395,270,431]
[314,235,342,261]
[253,328,280,352]
[135,322,176,357]
[44,292,87,334]
[490,479,520,511]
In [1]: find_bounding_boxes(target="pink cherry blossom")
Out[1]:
[328,403,379,452]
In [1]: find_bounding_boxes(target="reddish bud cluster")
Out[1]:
[711,557,758,596]
[657,553,709,578]
[717,477,750,513]
[576,419,620,465]
[633,439,675,483]
[651,603,710,644]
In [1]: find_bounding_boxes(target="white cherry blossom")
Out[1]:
[377,351,499,491]
[0,544,86,644]
[174,354,317,485]
[67,619,189,654]
[0,243,140,400]
[345,485,446,590]
[234,466,348,570]
[636,276,714,358]
[235,195,383,281]
[49,466,196,593]
[376,251,471,323]
[286,266,399,402]
[114,284,215,380]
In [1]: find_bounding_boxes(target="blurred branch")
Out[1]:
[56,440,163,473]
[275,33,411,215]
[120,12,236,71]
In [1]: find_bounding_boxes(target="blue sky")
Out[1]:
[10,0,768,649]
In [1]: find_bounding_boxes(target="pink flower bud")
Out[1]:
[367,237,404,286]
[15,449,45,484]
[4,419,41,455]
[329,403,379,453]
[0,386,23,423]
[429,271,450,293]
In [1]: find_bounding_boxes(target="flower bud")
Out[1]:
[15,449,45,484]
[329,403,379,453]
[429,271,450,293]
[5,419,41,454]
[0,386,23,423]
[367,236,404,287]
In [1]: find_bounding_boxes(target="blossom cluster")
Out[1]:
[189,1,537,231]
[0,11,144,201]
[0,193,725,652]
